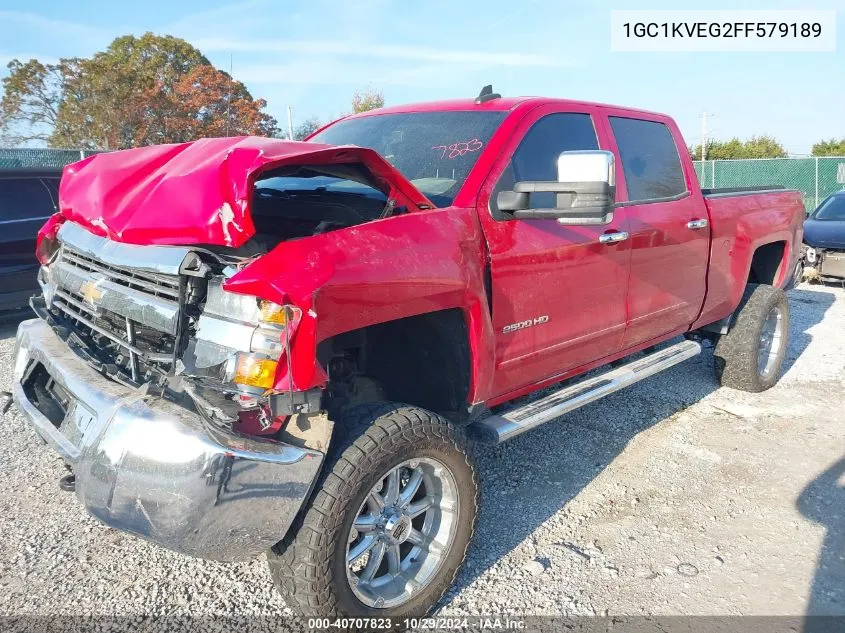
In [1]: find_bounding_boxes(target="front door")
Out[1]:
[477,107,631,399]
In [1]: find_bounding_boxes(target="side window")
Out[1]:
[608,117,686,202]
[0,177,58,222]
[493,113,598,215]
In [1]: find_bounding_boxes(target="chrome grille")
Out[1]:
[51,245,182,379]
[61,246,181,302]
[52,284,174,364]
[43,223,204,384]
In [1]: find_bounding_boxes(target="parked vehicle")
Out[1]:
[0,169,61,311]
[8,90,805,619]
[802,190,845,281]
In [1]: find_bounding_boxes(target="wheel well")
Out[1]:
[748,241,786,285]
[317,309,471,422]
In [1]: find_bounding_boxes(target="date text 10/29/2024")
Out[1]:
[307,617,527,630]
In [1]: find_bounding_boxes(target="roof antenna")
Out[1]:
[475,84,501,104]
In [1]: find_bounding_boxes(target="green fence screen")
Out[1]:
[0,148,100,170]
[692,156,845,213]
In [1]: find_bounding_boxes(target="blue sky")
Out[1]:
[0,0,842,154]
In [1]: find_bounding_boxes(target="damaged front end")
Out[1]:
[803,244,845,282]
[179,274,323,433]
[11,136,437,561]
[13,221,328,561]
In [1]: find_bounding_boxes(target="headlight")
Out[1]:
[259,300,296,326]
[185,278,301,392]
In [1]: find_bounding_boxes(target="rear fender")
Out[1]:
[692,190,802,331]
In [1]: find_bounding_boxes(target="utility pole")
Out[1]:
[225,54,233,136]
[287,106,294,141]
[699,112,710,162]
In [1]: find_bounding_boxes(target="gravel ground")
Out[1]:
[1,284,843,620]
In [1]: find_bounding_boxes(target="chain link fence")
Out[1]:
[0,148,101,170]
[692,156,845,214]
[4,149,844,214]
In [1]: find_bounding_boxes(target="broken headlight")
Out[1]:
[181,277,300,395]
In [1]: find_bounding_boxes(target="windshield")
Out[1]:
[309,111,506,207]
[813,194,845,221]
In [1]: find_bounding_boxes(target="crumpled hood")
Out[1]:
[804,218,845,250]
[57,136,433,248]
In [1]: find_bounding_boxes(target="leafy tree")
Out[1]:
[293,117,321,141]
[0,58,78,145]
[54,33,211,149]
[742,135,787,159]
[811,138,845,156]
[136,65,276,144]
[689,136,787,160]
[351,88,385,114]
[1,32,277,149]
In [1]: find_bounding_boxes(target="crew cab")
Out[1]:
[8,90,804,618]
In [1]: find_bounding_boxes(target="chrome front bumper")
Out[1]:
[12,318,324,562]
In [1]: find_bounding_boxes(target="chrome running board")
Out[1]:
[473,340,702,443]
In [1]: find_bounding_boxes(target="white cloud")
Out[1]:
[191,37,570,68]
[0,10,110,41]
[234,61,363,85]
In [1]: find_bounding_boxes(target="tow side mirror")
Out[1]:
[497,150,616,225]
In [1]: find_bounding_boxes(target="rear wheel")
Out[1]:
[714,284,789,392]
[267,403,477,618]
[786,257,804,290]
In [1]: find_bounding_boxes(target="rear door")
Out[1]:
[477,105,631,398]
[604,115,710,348]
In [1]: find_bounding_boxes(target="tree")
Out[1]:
[53,33,211,149]
[1,32,277,149]
[293,117,321,141]
[136,64,276,144]
[812,138,845,156]
[742,135,787,159]
[0,58,78,145]
[351,88,385,114]
[688,136,787,160]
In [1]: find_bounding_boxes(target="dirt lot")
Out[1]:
[0,283,843,620]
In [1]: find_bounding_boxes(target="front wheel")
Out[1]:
[267,403,477,618]
[714,284,789,392]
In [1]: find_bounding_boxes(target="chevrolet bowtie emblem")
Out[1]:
[80,280,103,305]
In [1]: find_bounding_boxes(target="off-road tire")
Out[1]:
[267,403,478,618]
[713,283,789,392]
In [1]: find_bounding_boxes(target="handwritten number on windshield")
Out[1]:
[432,138,483,159]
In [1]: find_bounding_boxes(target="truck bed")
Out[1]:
[692,188,805,331]
[701,185,787,197]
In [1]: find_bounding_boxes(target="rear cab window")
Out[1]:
[608,116,687,203]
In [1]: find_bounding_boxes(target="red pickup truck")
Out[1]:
[10,89,804,619]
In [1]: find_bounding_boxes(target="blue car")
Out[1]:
[803,190,845,281]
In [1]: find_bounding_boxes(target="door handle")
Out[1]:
[599,231,629,244]
[687,219,709,230]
